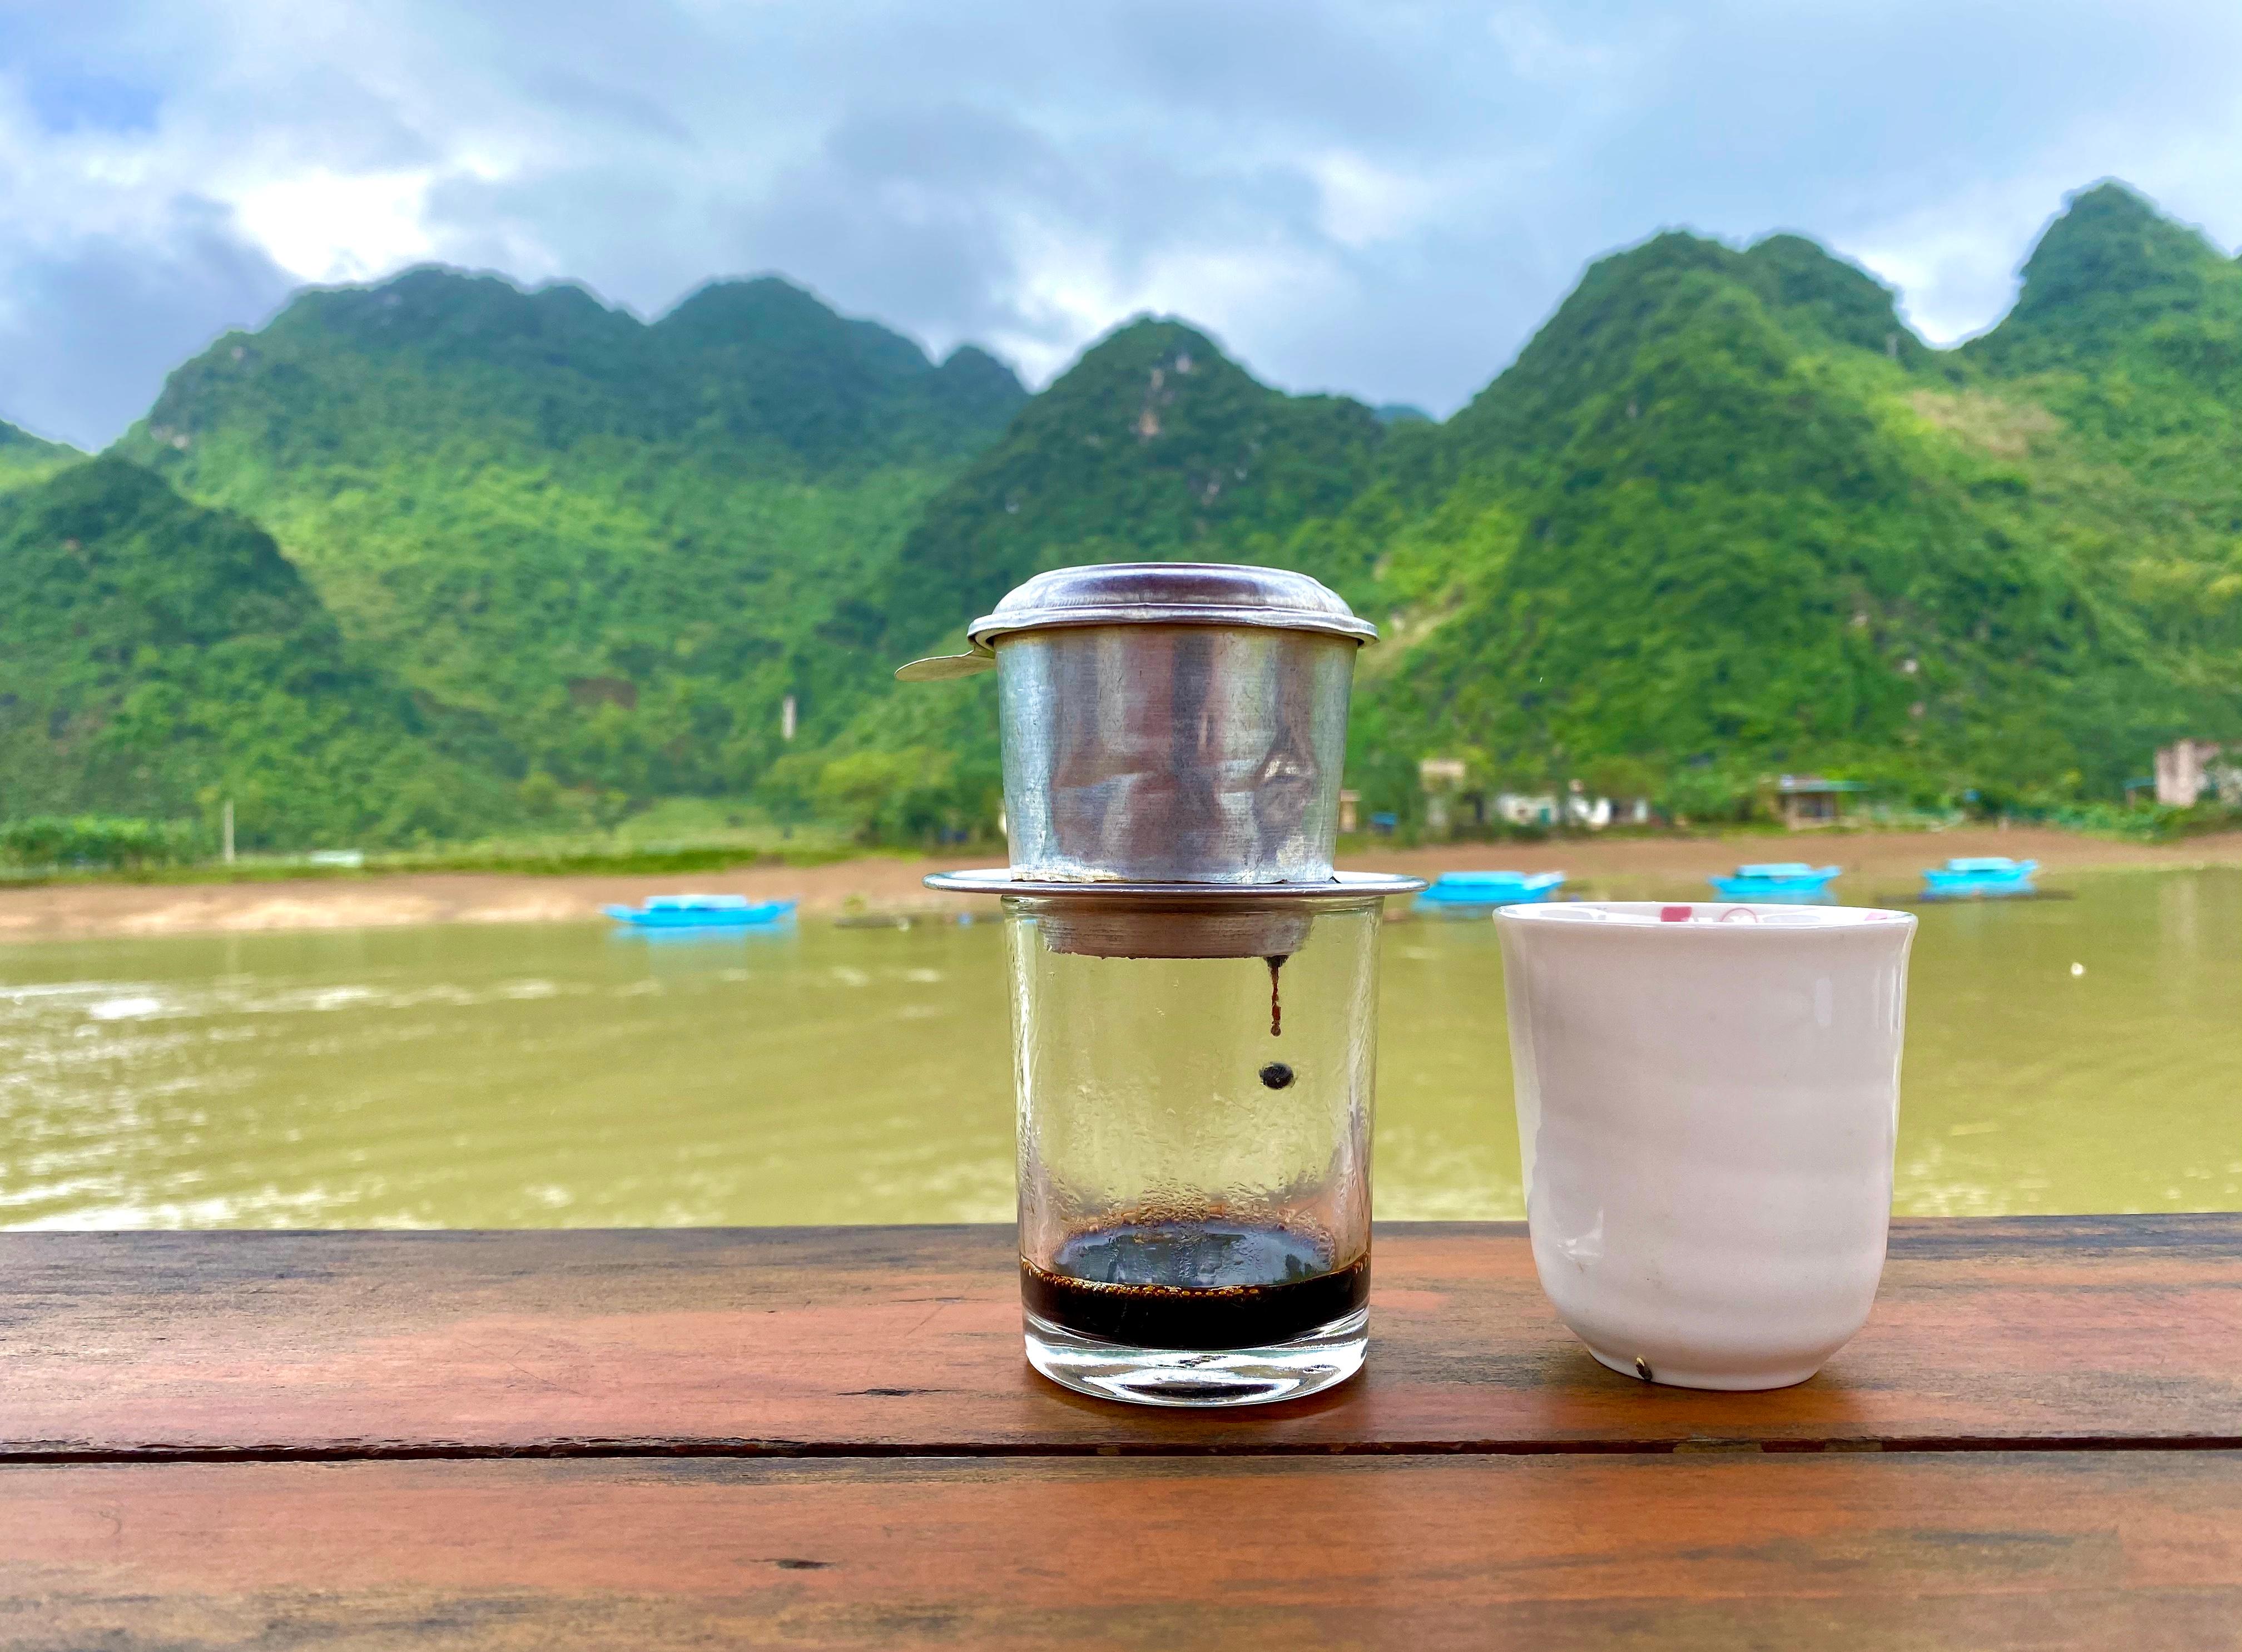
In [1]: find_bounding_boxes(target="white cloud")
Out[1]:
[2,0,2240,447]
[232,169,443,282]
[1311,151,1453,251]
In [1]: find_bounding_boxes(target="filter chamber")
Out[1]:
[995,623,1357,885]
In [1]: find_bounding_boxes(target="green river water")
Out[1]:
[2,869,2236,1228]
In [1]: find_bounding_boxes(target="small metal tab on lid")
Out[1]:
[893,648,995,682]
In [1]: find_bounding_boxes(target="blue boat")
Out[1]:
[1709,862,1842,901]
[1417,871,1567,909]
[1921,857,2038,899]
[604,894,798,930]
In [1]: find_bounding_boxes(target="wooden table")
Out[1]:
[3,1216,2239,1649]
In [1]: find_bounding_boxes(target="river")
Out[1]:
[2,869,2236,1227]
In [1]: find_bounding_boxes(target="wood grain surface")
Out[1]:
[4,1217,2238,1459]
[5,1452,2240,1650]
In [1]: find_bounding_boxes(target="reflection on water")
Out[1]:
[2,870,2238,1227]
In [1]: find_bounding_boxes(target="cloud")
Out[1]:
[2,0,2240,446]
[0,198,295,450]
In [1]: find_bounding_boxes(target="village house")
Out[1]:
[2155,740,2238,806]
[1417,759,1648,834]
[1494,792,1559,827]
[1773,775,1867,829]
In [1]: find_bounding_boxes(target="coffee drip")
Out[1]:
[904,562,1421,1406]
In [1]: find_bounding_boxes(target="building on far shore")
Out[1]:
[1417,758,1653,835]
[1495,792,1559,827]
[2155,740,2237,806]
[1773,775,1867,829]
[1417,758,1469,835]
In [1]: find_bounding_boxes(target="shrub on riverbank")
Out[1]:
[2048,801,2242,842]
[0,815,200,871]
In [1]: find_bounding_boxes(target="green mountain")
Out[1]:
[1963,182,2242,542]
[768,319,1400,839]
[0,420,83,494]
[882,317,1391,654]
[1346,215,2232,809]
[0,457,512,846]
[1967,182,2242,380]
[24,177,2238,846]
[862,184,2242,824]
[113,267,1027,804]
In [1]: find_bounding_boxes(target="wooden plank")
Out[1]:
[3,1217,2238,1458]
[4,1452,2240,1650]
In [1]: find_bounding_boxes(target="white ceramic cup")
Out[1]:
[1496,900,1916,1390]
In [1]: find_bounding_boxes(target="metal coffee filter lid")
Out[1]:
[895,562,1375,681]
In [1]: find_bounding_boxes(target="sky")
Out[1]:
[3,0,2240,450]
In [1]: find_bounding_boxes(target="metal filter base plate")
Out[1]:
[922,870,1426,899]
[922,871,1425,959]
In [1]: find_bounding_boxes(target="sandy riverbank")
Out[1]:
[1,826,2236,944]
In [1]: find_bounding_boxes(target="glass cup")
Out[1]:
[1003,892,1385,1406]
[1496,900,1916,1390]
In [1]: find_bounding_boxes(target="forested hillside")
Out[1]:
[1346,189,2242,813]
[0,457,512,846]
[8,178,2237,847]
[0,421,82,494]
[880,317,1392,645]
[834,182,2242,829]
[763,318,1405,839]
[112,269,1026,809]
